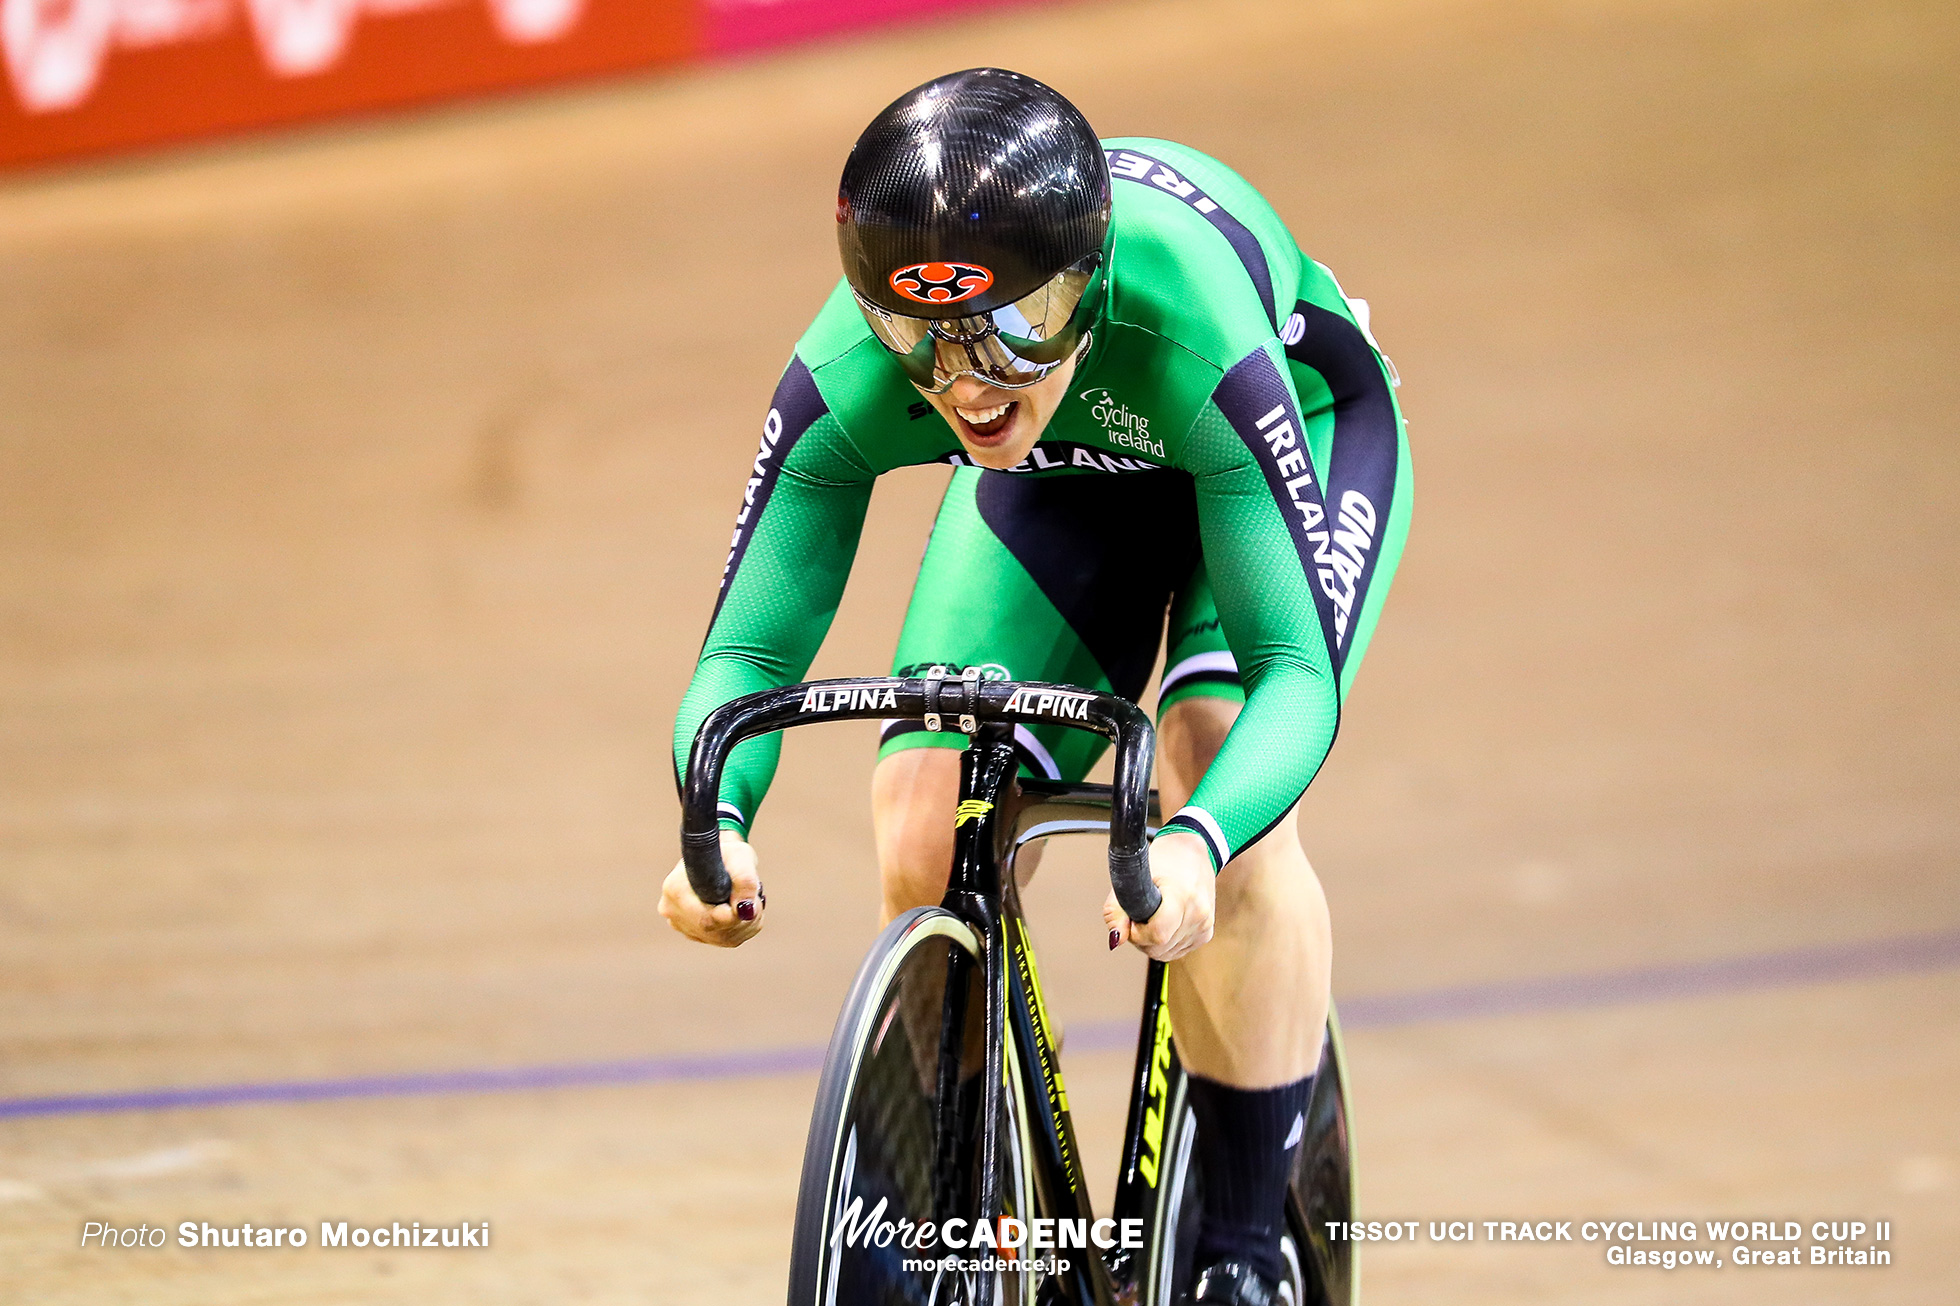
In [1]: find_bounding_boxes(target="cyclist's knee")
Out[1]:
[1157,695,1240,810]
[872,747,960,918]
[1214,823,1329,946]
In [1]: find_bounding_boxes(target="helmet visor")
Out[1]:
[856,256,1101,393]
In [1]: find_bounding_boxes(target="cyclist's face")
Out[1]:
[916,351,1081,471]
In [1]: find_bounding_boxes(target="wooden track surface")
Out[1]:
[1,0,1955,1300]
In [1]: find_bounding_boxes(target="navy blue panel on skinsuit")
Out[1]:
[973,468,1204,703]
[1107,147,1279,331]
[1209,349,1344,677]
[1282,299,1400,677]
[708,358,829,631]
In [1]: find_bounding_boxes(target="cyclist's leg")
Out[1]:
[1158,566,1332,1087]
[1154,563,1332,1293]
[874,465,1198,922]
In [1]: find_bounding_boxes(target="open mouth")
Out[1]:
[953,401,1018,443]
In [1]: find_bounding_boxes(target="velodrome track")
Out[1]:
[1,0,1956,1300]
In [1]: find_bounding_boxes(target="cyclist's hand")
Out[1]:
[1103,831,1215,962]
[659,830,765,948]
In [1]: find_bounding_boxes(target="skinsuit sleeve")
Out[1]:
[672,357,875,834]
[1161,301,1408,870]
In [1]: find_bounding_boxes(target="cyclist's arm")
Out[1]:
[1165,335,1379,869]
[673,358,875,835]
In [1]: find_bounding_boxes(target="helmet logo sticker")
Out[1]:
[889,262,993,305]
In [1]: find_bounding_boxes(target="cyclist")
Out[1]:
[660,68,1409,1306]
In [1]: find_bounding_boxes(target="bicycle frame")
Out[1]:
[934,731,1187,1306]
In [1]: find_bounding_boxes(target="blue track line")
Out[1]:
[3,927,1955,1122]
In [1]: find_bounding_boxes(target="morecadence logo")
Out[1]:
[824,1126,1141,1305]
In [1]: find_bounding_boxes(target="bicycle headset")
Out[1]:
[837,67,1113,394]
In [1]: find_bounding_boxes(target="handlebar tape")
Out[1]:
[1109,846,1162,923]
[681,825,731,907]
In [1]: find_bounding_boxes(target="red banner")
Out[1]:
[0,0,696,169]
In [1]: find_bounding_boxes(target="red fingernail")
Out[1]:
[736,900,757,922]
[1108,929,1121,951]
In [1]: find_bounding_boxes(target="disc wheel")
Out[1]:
[1144,1011,1357,1306]
[788,907,1036,1306]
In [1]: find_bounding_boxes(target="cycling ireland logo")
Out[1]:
[889,263,993,306]
[1077,387,1164,460]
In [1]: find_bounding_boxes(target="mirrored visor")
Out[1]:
[855,256,1100,393]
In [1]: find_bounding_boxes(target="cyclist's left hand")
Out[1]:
[1103,831,1215,962]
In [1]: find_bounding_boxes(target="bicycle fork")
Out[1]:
[937,732,1128,1306]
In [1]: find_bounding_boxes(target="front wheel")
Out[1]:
[1146,1008,1357,1306]
[788,907,1037,1306]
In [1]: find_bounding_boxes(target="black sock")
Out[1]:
[1185,1071,1314,1286]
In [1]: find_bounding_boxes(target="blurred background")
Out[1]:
[1,0,1956,1301]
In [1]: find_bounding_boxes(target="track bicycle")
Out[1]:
[681,671,1357,1306]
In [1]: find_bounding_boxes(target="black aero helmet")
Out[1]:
[838,68,1112,392]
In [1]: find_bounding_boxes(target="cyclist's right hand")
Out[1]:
[659,829,764,947]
